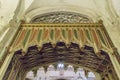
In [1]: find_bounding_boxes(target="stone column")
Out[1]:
[0,51,14,80]
[0,0,25,79]
[108,52,120,79]
[0,0,25,60]
[0,24,20,61]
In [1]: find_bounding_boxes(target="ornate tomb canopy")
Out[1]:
[3,11,120,80]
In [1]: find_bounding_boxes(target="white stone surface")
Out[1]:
[25,66,96,80]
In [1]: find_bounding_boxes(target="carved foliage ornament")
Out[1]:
[31,11,93,23]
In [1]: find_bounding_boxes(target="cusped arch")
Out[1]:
[13,42,111,73]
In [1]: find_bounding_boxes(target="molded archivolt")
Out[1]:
[25,5,99,22]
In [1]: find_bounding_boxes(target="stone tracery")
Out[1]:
[31,11,93,23]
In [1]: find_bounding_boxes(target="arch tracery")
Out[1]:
[31,11,93,23]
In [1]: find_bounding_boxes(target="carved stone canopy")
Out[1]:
[31,11,93,23]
